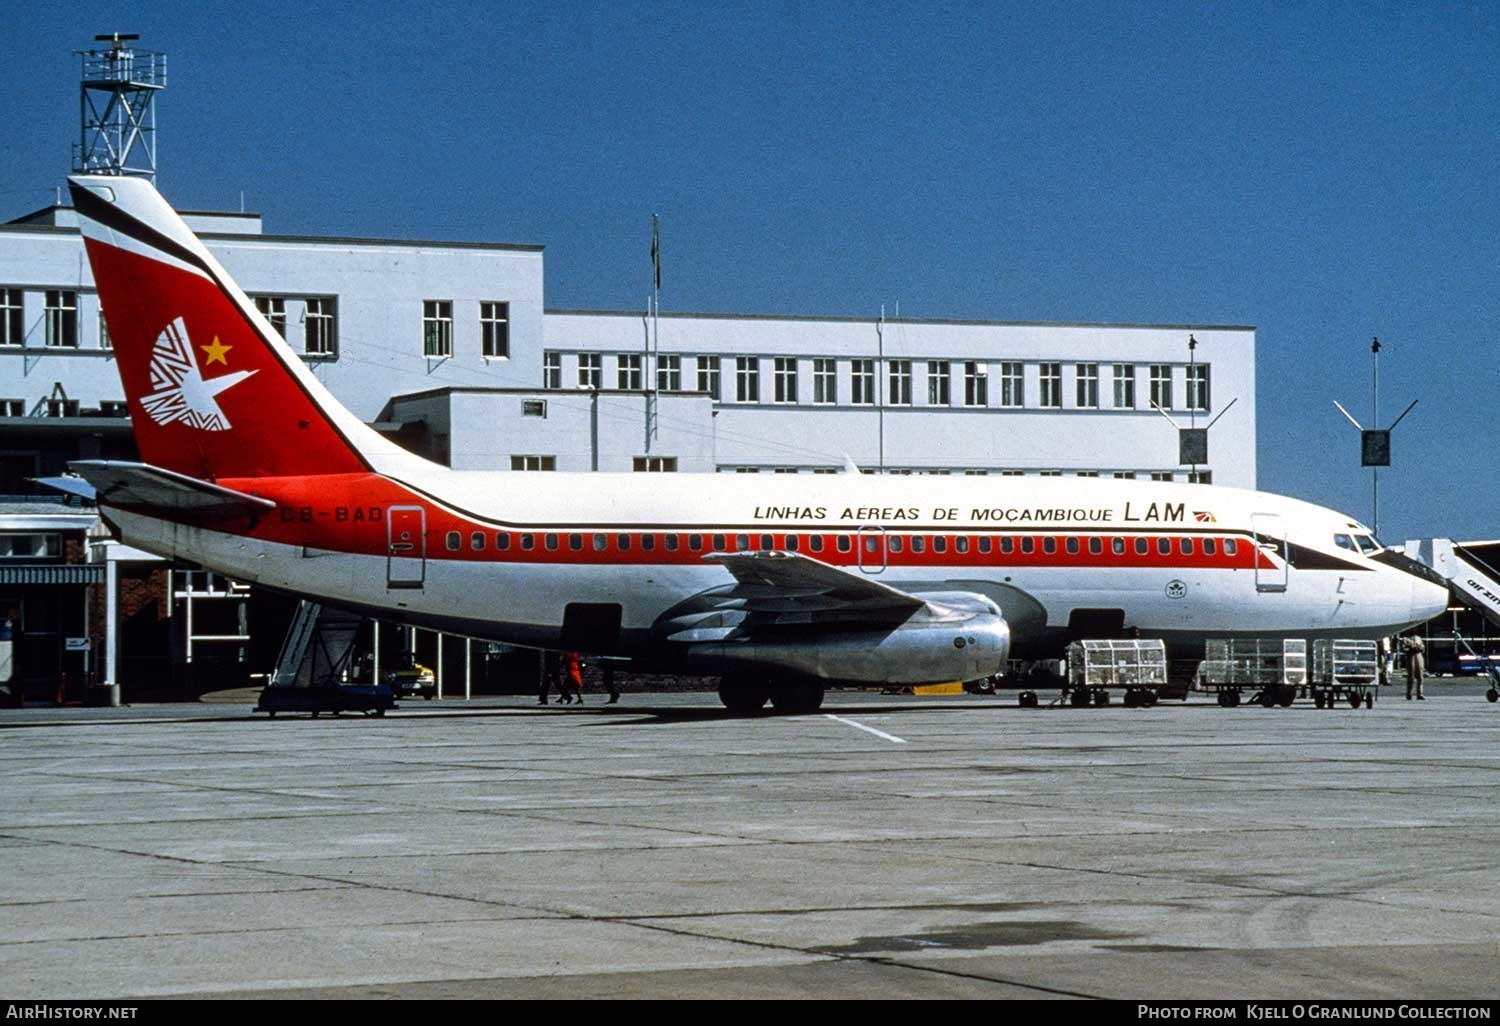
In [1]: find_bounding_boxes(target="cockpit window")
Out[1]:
[1354,534,1379,554]
[1334,534,1357,552]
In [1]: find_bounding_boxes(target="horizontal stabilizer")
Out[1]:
[65,460,277,519]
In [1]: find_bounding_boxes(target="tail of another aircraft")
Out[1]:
[69,175,414,482]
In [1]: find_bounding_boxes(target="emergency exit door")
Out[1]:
[387,506,426,589]
[1252,512,1288,593]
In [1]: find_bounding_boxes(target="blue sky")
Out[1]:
[5,1,1497,542]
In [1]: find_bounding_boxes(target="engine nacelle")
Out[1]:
[681,593,1010,685]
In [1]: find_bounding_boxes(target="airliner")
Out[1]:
[53,174,1450,713]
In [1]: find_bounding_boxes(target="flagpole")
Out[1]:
[648,214,661,452]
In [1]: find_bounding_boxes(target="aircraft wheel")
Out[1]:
[1487,688,1498,703]
[768,682,825,715]
[719,675,770,715]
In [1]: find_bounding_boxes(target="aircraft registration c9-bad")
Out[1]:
[58,175,1449,713]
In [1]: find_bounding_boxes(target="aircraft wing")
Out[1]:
[701,550,927,617]
[60,460,277,519]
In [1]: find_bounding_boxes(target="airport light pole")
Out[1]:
[1333,337,1418,538]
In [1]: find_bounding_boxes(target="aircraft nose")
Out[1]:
[1411,575,1450,625]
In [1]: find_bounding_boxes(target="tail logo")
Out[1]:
[140,318,257,432]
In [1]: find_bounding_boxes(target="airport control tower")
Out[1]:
[72,33,166,179]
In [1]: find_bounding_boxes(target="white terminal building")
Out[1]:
[0,36,1257,698]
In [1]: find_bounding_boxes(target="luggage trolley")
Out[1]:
[1195,638,1307,707]
[1310,638,1380,709]
[1055,639,1168,708]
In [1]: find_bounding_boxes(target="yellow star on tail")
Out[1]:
[200,336,231,365]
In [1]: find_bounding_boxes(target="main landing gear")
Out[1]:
[718,675,826,716]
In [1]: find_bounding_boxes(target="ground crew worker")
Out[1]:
[563,650,585,704]
[1403,633,1426,700]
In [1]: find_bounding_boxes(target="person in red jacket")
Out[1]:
[563,651,585,705]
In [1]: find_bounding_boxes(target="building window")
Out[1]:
[44,398,79,417]
[1039,469,1062,477]
[0,533,62,559]
[254,296,286,339]
[1112,364,1135,409]
[1076,470,1099,477]
[522,400,547,418]
[578,353,602,389]
[889,360,912,406]
[633,456,678,472]
[511,455,556,471]
[543,351,561,389]
[304,297,336,356]
[0,399,22,416]
[1150,364,1173,409]
[964,361,988,407]
[928,361,950,405]
[1039,362,1062,408]
[697,356,721,399]
[1001,469,1025,476]
[851,359,875,405]
[1113,471,1137,479]
[735,357,760,402]
[618,354,642,390]
[1076,363,1099,408]
[813,358,837,404]
[422,300,452,358]
[98,309,112,350]
[963,468,989,476]
[1186,364,1210,411]
[481,301,509,358]
[1151,471,1174,481]
[44,290,77,348]
[1189,470,1213,484]
[0,289,21,347]
[658,354,681,392]
[994,361,1021,407]
[773,467,799,474]
[773,357,798,403]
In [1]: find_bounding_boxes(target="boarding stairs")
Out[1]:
[1406,539,1500,628]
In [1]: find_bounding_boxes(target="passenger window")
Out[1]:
[1334,534,1357,552]
[911,536,926,553]
[809,536,823,553]
[1112,537,1125,555]
[545,533,559,551]
[1157,537,1170,555]
[1203,538,1217,555]
[1135,538,1148,555]
[978,537,992,554]
[665,534,679,551]
[495,533,511,551]
[1001,537,1014,554]
[1020,537,1033,554]
[713,534,726,551]
[737,534,751,551]
[1089,537,1102,555]
[760,534,773,550]
[1181,537,1194,555]
[689,534,703,551]
[934,536,948,553]
[1066,537,1079,554]
[642,534,656,551]
[1224,538,1238,556]
[569,533,583,551]
[470,532,484,551]
[889,536,903,553]
[864,535,879,553]
[618,534,632,551]
[520,534,535,551]
[446,531,461,552]
[956,537,969,554]
[837,536,852,553]
[786,535,799,552]
[593,533,607,551]
[1043,537,1057,554]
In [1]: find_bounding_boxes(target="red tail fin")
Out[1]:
[71,176,373,481]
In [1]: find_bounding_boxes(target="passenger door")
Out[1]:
[387,506,426,589]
